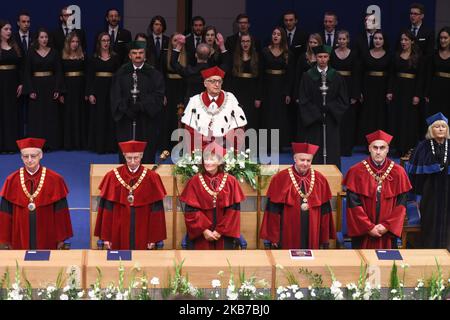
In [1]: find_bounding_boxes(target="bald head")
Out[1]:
[196,43,211,62]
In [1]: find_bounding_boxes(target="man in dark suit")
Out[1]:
[103,8,132,65]
[321,12,339,49]
[146,15,169,72]
[52,6,87,53]
[354,12,380,57]
[283,10,308,62]
[185,16,206,66]
[225,13,261,54]
[407,2,434,56]
[14,12,32,57]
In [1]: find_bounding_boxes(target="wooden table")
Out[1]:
[270,249,364,287]
[359,249,450,287]
[0,250,85,288]
[84,250,177,288]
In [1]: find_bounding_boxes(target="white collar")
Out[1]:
[133,63,144,70]
[109,25,119,32]
[19,30,29,37]
[26,165,40,176]
[317,66,328,73]
[62,24,72,31]
[325,29,335,35]
[153,33,162,39]
[127,166,139,173]
[286,27,296,34]
[208,93,219,101]
[412,23,422,29]
[367,30,376,36]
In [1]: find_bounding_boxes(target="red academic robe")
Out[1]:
[179,172,245,249]
[94,165,167,250]
[0,166,73,249]
[343,158,412,249]
[184,91,245,150]
[260,166,335,249]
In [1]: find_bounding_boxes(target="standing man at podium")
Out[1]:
[94,140,167,250]
[343,130,412,249]
[0,138,73,249]
[260,142,335,249]
[111,41,165,164]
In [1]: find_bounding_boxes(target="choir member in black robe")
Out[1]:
[425,27,450,118]
[0,21,22,152]
[387,30,425,157]
[226,33,261,132]
[298,45,348,168]
[260,27,294,152]
[331,30,360,156]
[60,32,87,150]
[203,26,230,72]
[406,113,450,250]
[23,28,63,150]
[86,32,121,154]
[159,33,187,151]
[358,30,391,145]
[111,41,165,164]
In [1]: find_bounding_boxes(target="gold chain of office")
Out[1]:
[20,167,47,211]
[198,173,228,207]
[288,167,315,211]
[362,160,394,192]
[113,167,148,204]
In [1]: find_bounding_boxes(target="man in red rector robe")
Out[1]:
[343,130,412,249]
[94,140,167,250]
[0,138,73,249]
[180,66,247,151]
[179,142,245,249]
[260,142,335,249]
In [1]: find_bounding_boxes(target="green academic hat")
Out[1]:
[128,40,147,51]
[312,45,332,55]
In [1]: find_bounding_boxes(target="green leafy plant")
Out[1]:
[162,259,202,299]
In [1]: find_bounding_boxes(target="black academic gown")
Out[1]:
[425,51,450,119]
[298,67,348,168]
[111,62,165,164]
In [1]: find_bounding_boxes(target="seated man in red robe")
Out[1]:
[260,142,335,249]
[94,140,167,250]
[179,142,245,249]
[180,66,247,151]
[0,138,73,249]
[343,130,412,249]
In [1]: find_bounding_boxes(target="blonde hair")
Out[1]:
[425,120,450,140]
[306,33,323,61]
[167,32,187,71]
[62,32,84,59]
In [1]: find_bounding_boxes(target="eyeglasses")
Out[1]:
[205,79,223,85]
[21,153,40,160]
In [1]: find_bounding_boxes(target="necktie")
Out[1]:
[64,27,69,36]
[326,33,332,46]
[195,37,201,47]
[155,36,161,58]
[288,32,292,46]
[22,35,28,51]
[412,27,418,37]
[110,29,115,44]
[369,34,374,49]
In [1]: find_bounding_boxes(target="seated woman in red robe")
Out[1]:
[0,138,73,249]
[260,142,335,249]
[179,142,245,249]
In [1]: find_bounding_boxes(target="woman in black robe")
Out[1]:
[86,32,120,154]
[406,113,450,250]
[225,33,261,133]
[0,20,22,152]
[330,30,360,156]
[60,31,87,150]
[23,28,63,150]
[358,30,391,146]
[425,26,450,119]
[159,32,187,151]
[387,30,425,157]
[260,27,294,153]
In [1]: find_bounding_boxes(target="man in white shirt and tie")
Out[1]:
[322,12,338,48]
[185,16,206,66]
[15,12,31,56]
[103,8,132,64]
[407,2,434,56]
[52,6,86,53]
[146,15,169,72]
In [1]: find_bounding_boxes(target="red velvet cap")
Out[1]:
[203,141,227,158]
[119,140,147,153]
[201,66,225,79]
[365,130,393,145]
[16,138,46,150]
[291,142,319,155]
